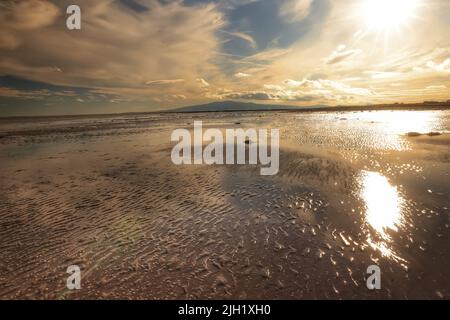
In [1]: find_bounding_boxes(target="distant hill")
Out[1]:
[167,101,325,113]
[166,100,450,114]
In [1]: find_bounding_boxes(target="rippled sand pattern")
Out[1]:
[0,110,449,299]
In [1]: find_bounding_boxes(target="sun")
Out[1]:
[359,0,421,33]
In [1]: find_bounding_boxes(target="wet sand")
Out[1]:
[0,110,449,299]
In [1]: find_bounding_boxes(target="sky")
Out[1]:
[0,0,449,115]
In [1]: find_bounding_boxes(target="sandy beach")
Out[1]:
[0,110,449,299]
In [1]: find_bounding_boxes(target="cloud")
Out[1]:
[235,72,251,78]
[2,0,60,30]
[0,0,224,102]
[171,94,187,100]
[0,0,60,50]
[0,32,21,50]
[425,59,450,73]
[365,71,402,79]
[325,45,361,65]
[264,84,284,91]
[0,87,37,99]
[284,79,323,89]
[1,0,450,112]
[220,91,273,100]
[211,76,373,103]
[426,85,447,90]
[145,79,185,85]
[0,86,78,99]
[213,89,312,102]
[196,78,210,88]
[244,48,291,62]
[218,0,261,11]
[234,1,450,105]
[279,0,315,22]
[312,79,373,96]
[222,31,257,48]
[213,88,317,102]
[412,57,450,76]
[276,78,374,100]
[152,94,187,103]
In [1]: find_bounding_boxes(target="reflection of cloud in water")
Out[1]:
[359,171,407,263]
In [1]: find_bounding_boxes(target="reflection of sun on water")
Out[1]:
[354,111,442,151]
[360,111,438,135]
[362,171,402,238]
[360,171,406,261]
[381,111,434,134]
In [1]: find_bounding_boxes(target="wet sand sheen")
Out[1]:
[0,110,449,299]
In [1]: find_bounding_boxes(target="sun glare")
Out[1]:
[360,171,406,261]
[359,0,421,32]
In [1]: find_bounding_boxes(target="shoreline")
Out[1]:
[0,103,449,120]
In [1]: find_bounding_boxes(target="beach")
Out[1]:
[0,110,449,299]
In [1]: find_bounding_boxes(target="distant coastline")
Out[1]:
[1,100,449,120]
[165,100,450,114]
